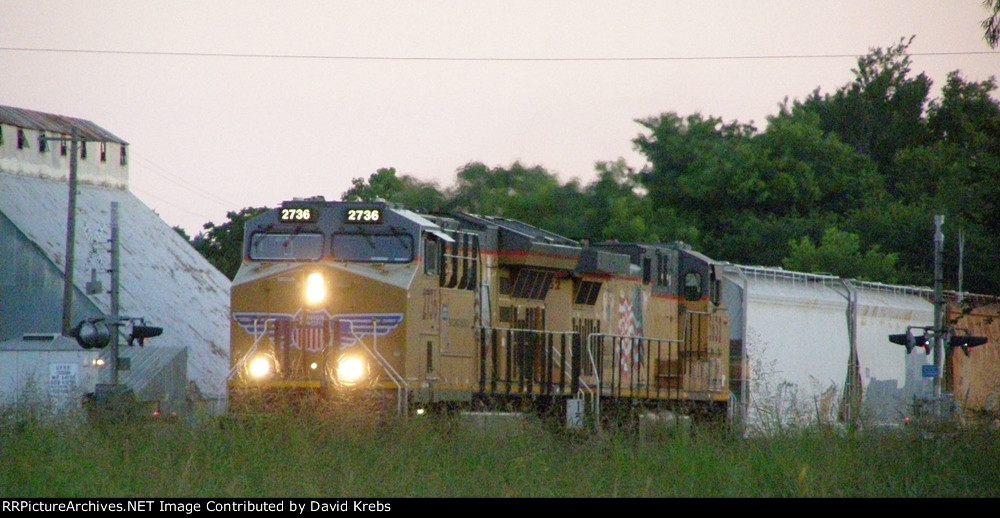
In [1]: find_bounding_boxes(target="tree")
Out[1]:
[921,71,1000,294]
[173,226,191,241]
[192,207,269,280]
[634,112,757,217]
[984,0,1000,48]
[792,37,932,185]
[579,159,647,241]
[753,108,882,216]
[341,167,446,212]
[783,227,899,283]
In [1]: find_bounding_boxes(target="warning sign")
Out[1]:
[47,363,78,396]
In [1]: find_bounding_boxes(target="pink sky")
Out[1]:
[2,0,998,234]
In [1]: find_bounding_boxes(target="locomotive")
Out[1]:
[228,197,732,424]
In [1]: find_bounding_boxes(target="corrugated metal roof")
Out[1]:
[0,172,230,399]
[0,105,128,144]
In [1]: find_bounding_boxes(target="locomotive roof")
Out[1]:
[457,213,579,247]
[590,241,720,267]
[450,212,581,268]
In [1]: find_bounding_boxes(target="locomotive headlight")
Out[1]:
[248,356,273,379]
[336,355,367,386]
[305,272,327,305]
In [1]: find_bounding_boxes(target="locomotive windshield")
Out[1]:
[249,233,324,261]
[331,232,414,263]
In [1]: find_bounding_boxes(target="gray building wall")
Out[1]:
[0,211,104,340]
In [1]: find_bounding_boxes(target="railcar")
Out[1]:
[228,198,732,424]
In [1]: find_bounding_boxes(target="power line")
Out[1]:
[2,46,997,62]
[131,151,236,209]
[128,185,215,225]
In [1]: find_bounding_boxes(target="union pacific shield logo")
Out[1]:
[234,309,404,352]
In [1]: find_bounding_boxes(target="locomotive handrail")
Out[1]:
[585,333,602,422]
[546,330,582,385]
[342,318,409,416]
[586,332,685,424]
[474,326,579,396]
[225,316,278,382]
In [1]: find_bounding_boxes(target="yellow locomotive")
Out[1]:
[229,198,731,424]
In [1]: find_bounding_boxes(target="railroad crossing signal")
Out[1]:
[68,318,112,349]
[950,332,989,357]
[888,326,932,355]
[67,317,163,349]
[888,326,988,357]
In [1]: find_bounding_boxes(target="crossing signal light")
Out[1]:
[950,335,988,357]
[128,324,163,346]
[68,317,163,348]
[888,330,931,355]
[68,319,112,349]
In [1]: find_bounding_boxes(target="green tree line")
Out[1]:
[183,39,1000,296]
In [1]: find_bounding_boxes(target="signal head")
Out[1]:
[68,319,112,349]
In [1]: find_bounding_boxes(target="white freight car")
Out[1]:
[724,266,937,431]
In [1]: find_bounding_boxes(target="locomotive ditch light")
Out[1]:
[69,318,113,349]
[305,272,327,305]
[248,356,274,379]
[336,355,368,386]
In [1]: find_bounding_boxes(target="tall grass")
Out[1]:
[2,400,998,498]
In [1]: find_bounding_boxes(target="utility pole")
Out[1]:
[932,215,945,399]
[109,201,121,385]
[43,127,104,335]
[61,127,80,335]
[888,215,990,421]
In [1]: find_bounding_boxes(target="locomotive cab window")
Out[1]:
[249,233,325,261]
[332,232,413,263]
[683,271,703,301]
[423,237,440,276]
[574,280,602,305]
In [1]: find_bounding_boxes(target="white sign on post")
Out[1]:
[48,363,79,396]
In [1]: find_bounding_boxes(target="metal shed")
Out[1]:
[0,333,102,415]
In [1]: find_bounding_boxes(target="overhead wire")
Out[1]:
[131,151,236,208]
[2,46,997,61]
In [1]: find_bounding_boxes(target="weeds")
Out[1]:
[2,400,998,498]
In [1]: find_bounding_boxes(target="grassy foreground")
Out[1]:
[2,403,999,498]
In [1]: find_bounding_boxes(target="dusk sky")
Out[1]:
[3,1,998,235]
